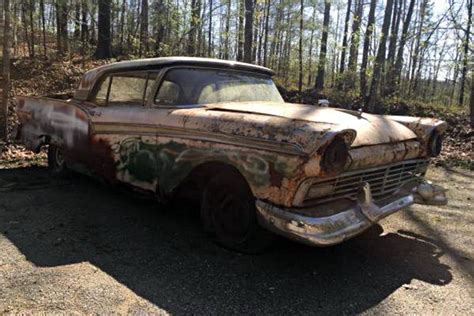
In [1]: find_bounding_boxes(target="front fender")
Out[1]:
[107,135,307,206]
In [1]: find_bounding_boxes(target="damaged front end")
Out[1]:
[256,180,447,247]
[255,159,447,246]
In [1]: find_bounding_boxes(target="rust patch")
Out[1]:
[269,162,283,187]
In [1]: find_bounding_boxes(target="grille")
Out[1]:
[304,159,429,204]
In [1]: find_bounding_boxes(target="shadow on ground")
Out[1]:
[0,167,453,314]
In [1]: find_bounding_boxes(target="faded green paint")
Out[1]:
[112,136,301,194]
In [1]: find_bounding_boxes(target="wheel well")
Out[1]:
[172,161,249,201]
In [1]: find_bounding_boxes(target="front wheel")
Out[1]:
[47,144,70,177]
[200,170,274,254]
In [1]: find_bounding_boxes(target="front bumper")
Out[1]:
[256,181,447,246]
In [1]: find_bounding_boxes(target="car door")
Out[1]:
[81,71,163,192]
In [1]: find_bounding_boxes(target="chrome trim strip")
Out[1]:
[91,122,307,156]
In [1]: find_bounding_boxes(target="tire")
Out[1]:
[47,144,70,177]
[200,169,274,254]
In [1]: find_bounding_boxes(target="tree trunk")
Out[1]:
[262,0,270,66]
[470,63,474,128]
[208,0,213,56]
[29,0,35,58]
[96,0,112,59]
[390,0,416,95]
[60,0,68,54]
[387,0,401,64]
[74,0,81,39]
[307,2,317,87]
[139,0,149,57]
[243,0,254,63]
[223,0,231,59]
[315,0,331,92]
[367,0,394,112]
[408,0,428,95]
[360,0,377,98]
[81,0,89,45]
[22,1,31,57]
[298,0,303,99]
[1,0,11,141]
[237,0,244,61]
[119,0,126,54]
[348,0,363,72]
[459,0,472,107]
[187,0,200,56]
[56,0,68,55]
[40,0,46,58]
[339,0,352,74]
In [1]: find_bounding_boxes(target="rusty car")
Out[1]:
[16,57,447,253]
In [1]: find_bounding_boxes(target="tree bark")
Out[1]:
[81,0,89,45]
[387,0,401,64]
[298,0,303,99]
[74,0,81,39]
[187,0,200,55]
[39,0,46,58]
[262,0,270,66]
[22,1,31,57]
[119,0,126,54]
[29,0,35,58]
[1,0,11,141]
[459,0,472,107]
[96,0,112,59]
[390,0,416,95]
[139,0,149,57]
[208,0,213,56]
[237,0,244,61]
[243,0,254,63]
[223,0,231,59]
[339,0,352,74]
[367,0,394,112]
[470,61,474,128]
[348,0,363,72]
[315,0,331,92]
[56,0,68,55]
[408,0,428,95]
[360,0,377,98]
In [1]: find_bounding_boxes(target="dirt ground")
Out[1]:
[0,165,473,315]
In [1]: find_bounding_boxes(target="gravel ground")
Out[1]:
[0,166,473,315]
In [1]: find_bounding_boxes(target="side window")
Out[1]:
[93,72,155,106]
[155,80,181,106]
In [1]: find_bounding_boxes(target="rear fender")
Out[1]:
[16,96,90,152]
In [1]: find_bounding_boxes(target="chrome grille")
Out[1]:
[304,159,429,204]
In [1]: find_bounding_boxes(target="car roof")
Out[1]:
[74,57,275,101]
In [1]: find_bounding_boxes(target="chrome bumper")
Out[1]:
[256,181,447,246]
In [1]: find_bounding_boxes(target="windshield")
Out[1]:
[154,68,284,106]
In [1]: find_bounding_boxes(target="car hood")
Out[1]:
[205,102,417,147]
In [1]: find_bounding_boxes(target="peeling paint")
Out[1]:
[16,59,447,210]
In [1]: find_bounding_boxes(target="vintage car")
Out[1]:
[16,57,447,253]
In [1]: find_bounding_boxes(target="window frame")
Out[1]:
[91,70,161,107]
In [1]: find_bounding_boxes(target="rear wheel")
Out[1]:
[48,144,70,177]
[200,170,274,254]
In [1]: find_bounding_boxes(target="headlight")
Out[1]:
[428,132,443,157]
[321,137,349,173]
